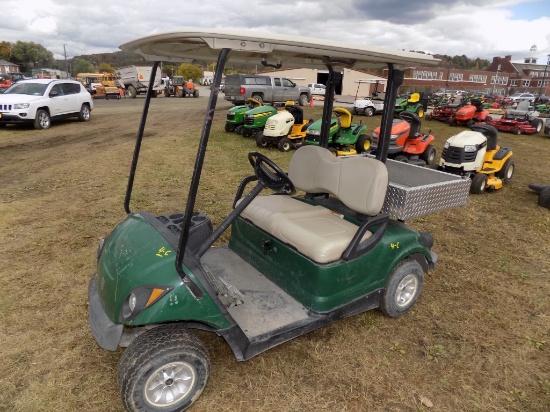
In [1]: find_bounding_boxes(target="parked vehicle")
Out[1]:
[507,93,536,103]
[307,83,326,95]
[224,74,311,106]
[435,124,514,194]
[353,92,385,116]
[225,97,263,133]
[0,79,93,129]
[88,29,465,412]
[115,65,164,98]
[256,101,314,151]
[448,99,491,127]
[241,103,278,137]
[394,93,425,118]
[487,101,543,135]
[371,112,436,166]
[426,96,465,122]
[0,72,25,93]
[164,76,199,98]
[304,107,372,155]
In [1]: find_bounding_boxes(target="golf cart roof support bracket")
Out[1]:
[320,65,340,147]
[376,64,403,163]
[175,48,231,281]
[261,58,282,69]
[124,60,161,215]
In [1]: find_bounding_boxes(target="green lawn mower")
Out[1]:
[224,97,263,134]
[242,104,278,138]
[304,107,372,155]
[395,92,425,118]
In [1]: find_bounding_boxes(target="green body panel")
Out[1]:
[243,106,278,129]
[96,214,230,329]
[304,118,367,146]
[395,99,421,115]
[226,104,249,126]
[229,216,432,313]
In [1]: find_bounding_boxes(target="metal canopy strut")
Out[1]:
[376,64,403,163]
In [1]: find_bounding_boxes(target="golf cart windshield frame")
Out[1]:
[119,29,439,281]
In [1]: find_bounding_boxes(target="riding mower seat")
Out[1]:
[398,111,421,137]
[241,146,389,263]
[408,93,420,103]
[506,101,531,119]
[286,104,304,124]
[333,107,353,129]
[447,97,463,108]
[471,124,498,151]
[471,98,484,112]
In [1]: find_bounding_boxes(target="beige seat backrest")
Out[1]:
[288,146,388,216]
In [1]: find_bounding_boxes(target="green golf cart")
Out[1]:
[88,29,470,412]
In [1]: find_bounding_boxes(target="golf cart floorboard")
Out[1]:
[201,247,310,340]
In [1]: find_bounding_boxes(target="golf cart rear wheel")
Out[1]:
[497,158,514,183]
[118,325,210,412]
[380,259,424,317]
[470,173,487,194]
[364,107,374,117]
[278,137,292,152]
[538,187,550,209]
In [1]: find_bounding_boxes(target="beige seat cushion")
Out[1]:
[241,146,387,263]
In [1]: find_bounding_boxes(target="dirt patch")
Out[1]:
[0,95,548,412]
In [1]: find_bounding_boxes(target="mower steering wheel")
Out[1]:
[248,151,295,194]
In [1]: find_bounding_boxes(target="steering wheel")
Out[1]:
[248,151,295,194]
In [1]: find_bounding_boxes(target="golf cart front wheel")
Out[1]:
[380,259,424,317]
[118,325,210,412]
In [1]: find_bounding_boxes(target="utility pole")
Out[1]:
[63,44,69,77]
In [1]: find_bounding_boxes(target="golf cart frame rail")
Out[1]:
[119,30,441,284]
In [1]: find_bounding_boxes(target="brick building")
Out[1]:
[0,60,21,76]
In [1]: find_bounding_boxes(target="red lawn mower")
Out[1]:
[371,111,436,166]
[448,99,492,127]
[426,96,465,123]
[487,101,543,135]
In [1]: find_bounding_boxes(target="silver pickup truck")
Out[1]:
[224,74,311,106]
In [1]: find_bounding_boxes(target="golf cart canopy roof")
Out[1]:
[120,28,440,69]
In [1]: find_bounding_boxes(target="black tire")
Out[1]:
[278,137,292,152]
[224,123,235,133]
[127,85,137,99]
[118,325,210,412]
[355,134,373,153]
[466,119,474,128]
[235,125,244,136]
[485,116,492,122]
[177,89,184,98]
[380,259,424,317]
[497,158,514,183]
[538,187,550,209]
[364,107,374,117]
[151,90,158,98]
[78,104,91,122]
[531,118,543,133]
[298,94,309,107]
[242,128,253,138]
[352,107,360,115]
[425,113,433,121]
[448,118,456,126]
[33,109,51,130]
[394,155,409,163]
[420,144,436,165]
[328,147,338,156]
[470,173,487,194]
[193,90,199,98]
[251,94,263,104]
[513,127,521,135]
[256,133,269,148]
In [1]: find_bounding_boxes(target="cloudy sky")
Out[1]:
[2,0,550,64]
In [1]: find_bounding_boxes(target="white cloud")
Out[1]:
[1,0,548,63]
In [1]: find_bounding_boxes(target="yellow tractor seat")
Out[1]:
[333,107,352,129]
[408,93,420,103]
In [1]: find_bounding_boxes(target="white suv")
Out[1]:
[0,79,93,129]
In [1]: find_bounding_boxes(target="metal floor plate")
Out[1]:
[201,247,309,340]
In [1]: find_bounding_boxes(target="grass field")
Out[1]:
[0,96,549,412]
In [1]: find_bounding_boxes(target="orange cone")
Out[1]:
[309,95,314,107]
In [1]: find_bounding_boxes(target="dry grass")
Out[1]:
[0,96,548,412]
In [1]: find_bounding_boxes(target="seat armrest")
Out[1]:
[341,214,389,261]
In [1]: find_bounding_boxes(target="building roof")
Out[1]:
[0,60,19,67]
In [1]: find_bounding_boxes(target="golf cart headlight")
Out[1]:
[464,145,477,153]
[122,286,173,320]
[444,141,450,149]
[14,103,30,109]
